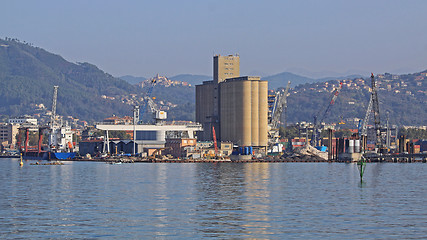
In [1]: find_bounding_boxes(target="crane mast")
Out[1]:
[139,78,157,123]
[212,126,218,156]
[270,81,291,129]
[51,86,59,128]
[138,76,167,124]
[268,81,291,149]
[311,82,343,147]
[370,73,382,150]
[360,95,372,137]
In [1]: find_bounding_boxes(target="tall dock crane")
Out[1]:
[370,73,382,151]
[311,82,343,147]
[268,81,291,142]
[270,81,291,129]
[50,86,59,128]
[139,77,157,123]
[138,76,167,124]
[49,86,59,151]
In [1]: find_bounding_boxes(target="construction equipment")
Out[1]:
[49,86,59,151]
[47,86,74,155]
[144,96,167,124]
[212,126,219,156]
[311,82,343,147]
[139,77,157,123]
[269,81,291,130]
[360,95,373,137]
[50,86,59,129]
[138,77,167,124]
[268,81,291,147]
[148,147,171,160]
[370,73,383,150]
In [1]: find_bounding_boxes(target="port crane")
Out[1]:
[270,81,291,129]
[268,81,291,143]
[47,86,74,153]
[138,77,157,123]
[138,77,167,124]
[311,81,343,147]
[48,86,59,151]
[370,73,383,151]
[359,95,373,138]
[212,126,219,156]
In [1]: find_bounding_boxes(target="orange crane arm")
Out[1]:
[212,126,218,155]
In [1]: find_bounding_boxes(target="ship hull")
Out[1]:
[22,152,76,160]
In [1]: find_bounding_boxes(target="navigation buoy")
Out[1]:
[19,153,23,167]
[357,156,366,182]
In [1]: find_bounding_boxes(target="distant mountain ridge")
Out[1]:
[121,72,365,89]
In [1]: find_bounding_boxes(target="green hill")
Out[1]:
[0,38,137,122]
[286,73,427,126]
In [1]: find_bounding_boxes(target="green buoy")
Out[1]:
[357,156,366,182]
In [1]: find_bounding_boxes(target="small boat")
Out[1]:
[108,161,123,165]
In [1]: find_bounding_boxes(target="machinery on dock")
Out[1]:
[47,86,75,159]
[358,74,385,154]
[370,73,383,151]
[311,81,343,147]
[268,81,291,152]
[138,75,167,124]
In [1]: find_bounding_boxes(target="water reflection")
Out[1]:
[194,163,247,237]
[1,160,427,239]
[243,163,272,236]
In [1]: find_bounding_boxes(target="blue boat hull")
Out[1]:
[51,152,76,160]
[22,152,76,160]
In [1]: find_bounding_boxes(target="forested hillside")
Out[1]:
[285,72,427,126]
[0,38,137,121]
[0,38,425,126]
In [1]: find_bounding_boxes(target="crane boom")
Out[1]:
[360,95,373,137]
[270,81,291,129]
[139,78,157,123]
[212,126,218,156]
[371,73,382,149]
[51,86,59,128]
[311,82,343,146]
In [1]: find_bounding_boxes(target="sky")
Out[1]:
[1,0,427,79]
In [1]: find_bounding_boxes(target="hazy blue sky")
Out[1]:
[2,0,427,78]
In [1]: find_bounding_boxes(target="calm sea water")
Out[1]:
[0,159,426,239]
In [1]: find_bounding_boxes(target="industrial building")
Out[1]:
[196,54,241,141]
[196,55,268,153]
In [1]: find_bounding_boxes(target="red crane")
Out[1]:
[212,126,218,156]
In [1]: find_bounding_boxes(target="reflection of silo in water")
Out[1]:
[244,163,272,233]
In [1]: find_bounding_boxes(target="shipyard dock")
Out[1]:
[23,152,426,164]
